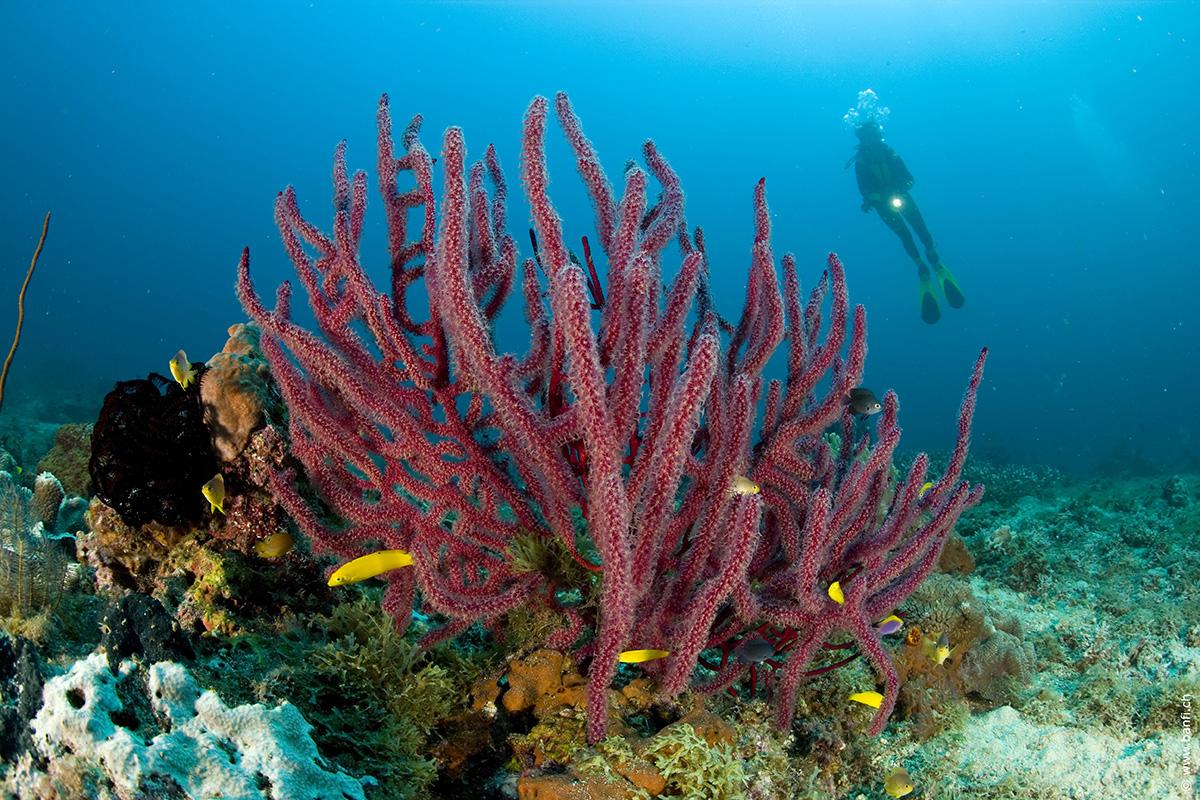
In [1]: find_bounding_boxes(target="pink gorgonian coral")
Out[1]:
[236,91,986,742]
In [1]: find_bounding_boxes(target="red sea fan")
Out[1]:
[237,92,986,742]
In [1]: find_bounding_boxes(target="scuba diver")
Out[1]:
[850,119,964,324]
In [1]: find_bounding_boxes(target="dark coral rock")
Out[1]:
[0,633,46,762]
[100,593,195,669]
[89,372,218,527]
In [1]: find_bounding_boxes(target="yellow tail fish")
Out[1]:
[327,550,414,586]
[849,690,884,708]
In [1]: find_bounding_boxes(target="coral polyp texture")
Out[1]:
[236,91,986,742]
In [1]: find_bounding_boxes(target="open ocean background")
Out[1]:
[0,1,1195,475]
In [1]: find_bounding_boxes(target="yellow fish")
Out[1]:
[254,530,294,559]
[827,580,845,605]
[327,549,414,586]
[919,481,934,498]
[201,473,225,514]
[884,767,915,798]
[849,690,884,708]
[928,632,952,665]
[731,475,760,495]
[617,649,670,663]
[169,349,196,389]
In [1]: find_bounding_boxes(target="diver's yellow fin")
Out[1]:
[918,274,941,325]
[934,262,965,309]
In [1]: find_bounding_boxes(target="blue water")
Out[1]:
[0,1,1195,474]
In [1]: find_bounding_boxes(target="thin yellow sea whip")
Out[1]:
[0,211,51,412]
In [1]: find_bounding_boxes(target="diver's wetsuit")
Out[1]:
[852,124,963,324]
[872,193,935,263]
[854,140,938,265]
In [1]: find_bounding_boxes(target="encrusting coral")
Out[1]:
[9,652,369,800]
[36,423,92,498]
[894,572,1034,738]
[200,322,277,463]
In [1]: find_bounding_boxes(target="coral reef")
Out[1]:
[76,498,192,595]
[54,495,87,536]
[957,457,1063,506]
[10,652,369,800]
[79,410,318,637]
[0,459,1194,798]
[894,471,1200,799]
[137,532,330,639]
[201,426,293,557]
[0,449,18,479]
[4,85,1194,800]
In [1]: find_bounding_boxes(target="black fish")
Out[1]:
[734,637,775,664]
[847,387,882,416]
